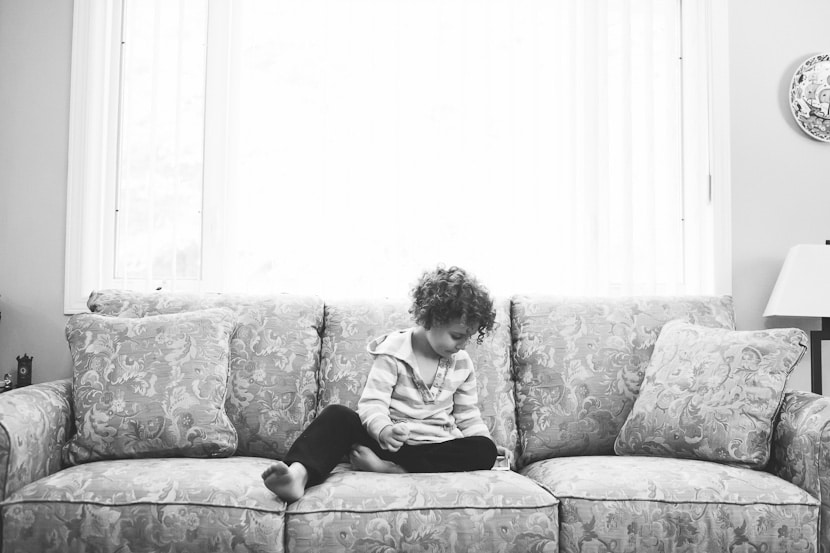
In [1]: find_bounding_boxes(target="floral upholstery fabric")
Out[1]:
[7,292,825,552]
[286,469,558,552]
[0,379,72,501]
[511,295,735,467]
[522,456,819,553]
[770,391,830,553]
[64,309,239,465]
[2,457,285,553]
[318,298,412,409]
[615,321,807,468]
[87,290,324,459]
[319,298,519,464]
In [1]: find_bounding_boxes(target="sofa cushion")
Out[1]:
[318,298,412,409]
[522,456,819,552]
[285,469,558,552]
[319,297,519,463]
[63,309,238,465]
[1,457,285,553]
[615,321,807,468]
[87,290,324,459]
[511,295,735,467]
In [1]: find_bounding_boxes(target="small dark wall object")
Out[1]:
[811,239,830,395]
[16,354,32,388]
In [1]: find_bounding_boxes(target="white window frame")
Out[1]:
[65,0,123,313]
[64,0,732,314]
[703,1,733,297]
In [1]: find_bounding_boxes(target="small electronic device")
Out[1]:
[16,354,32,388]
[493,455,510,471]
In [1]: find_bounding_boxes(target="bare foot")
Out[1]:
[349,445,407,474]
[262,461,308,503]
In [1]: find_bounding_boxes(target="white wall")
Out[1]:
[0,0,74,384]
[2,0,830,389]
[728,0,830,393]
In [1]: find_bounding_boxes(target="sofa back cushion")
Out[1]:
[63,309,239,465]
[511,295,735,468]
[614,320,807,468]
[319,297,519,461]
[87,290,324,459]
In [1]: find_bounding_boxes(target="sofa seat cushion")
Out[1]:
[521,456,819,552]
[285,469,558,552]
[1,457,285,553]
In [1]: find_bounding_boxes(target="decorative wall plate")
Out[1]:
[790,53,830,142]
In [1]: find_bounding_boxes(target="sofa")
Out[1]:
[0,290,826,553]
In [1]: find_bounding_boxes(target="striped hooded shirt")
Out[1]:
[357,328,491,447]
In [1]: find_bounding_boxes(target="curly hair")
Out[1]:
[409,265,496,345]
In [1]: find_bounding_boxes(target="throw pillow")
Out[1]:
[614,319,807,468]
[63,308,239,465]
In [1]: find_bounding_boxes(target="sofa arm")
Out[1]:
[769,390,830,552]
[0,379,73,501]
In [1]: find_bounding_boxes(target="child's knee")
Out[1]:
[470,436,497,467]
[474,436,496,452]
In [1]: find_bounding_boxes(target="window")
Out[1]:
[65,0,731,313]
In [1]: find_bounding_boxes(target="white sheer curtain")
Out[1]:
[108,0,715,301]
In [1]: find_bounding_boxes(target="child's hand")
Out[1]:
[379,422,410,452]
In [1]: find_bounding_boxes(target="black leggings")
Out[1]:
[284,404,498,486]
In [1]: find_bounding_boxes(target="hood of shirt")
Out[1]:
[366,328,418,368]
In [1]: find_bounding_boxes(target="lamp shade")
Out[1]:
[764,244,830,318]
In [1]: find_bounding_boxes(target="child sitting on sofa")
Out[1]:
[262,265,506,503]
